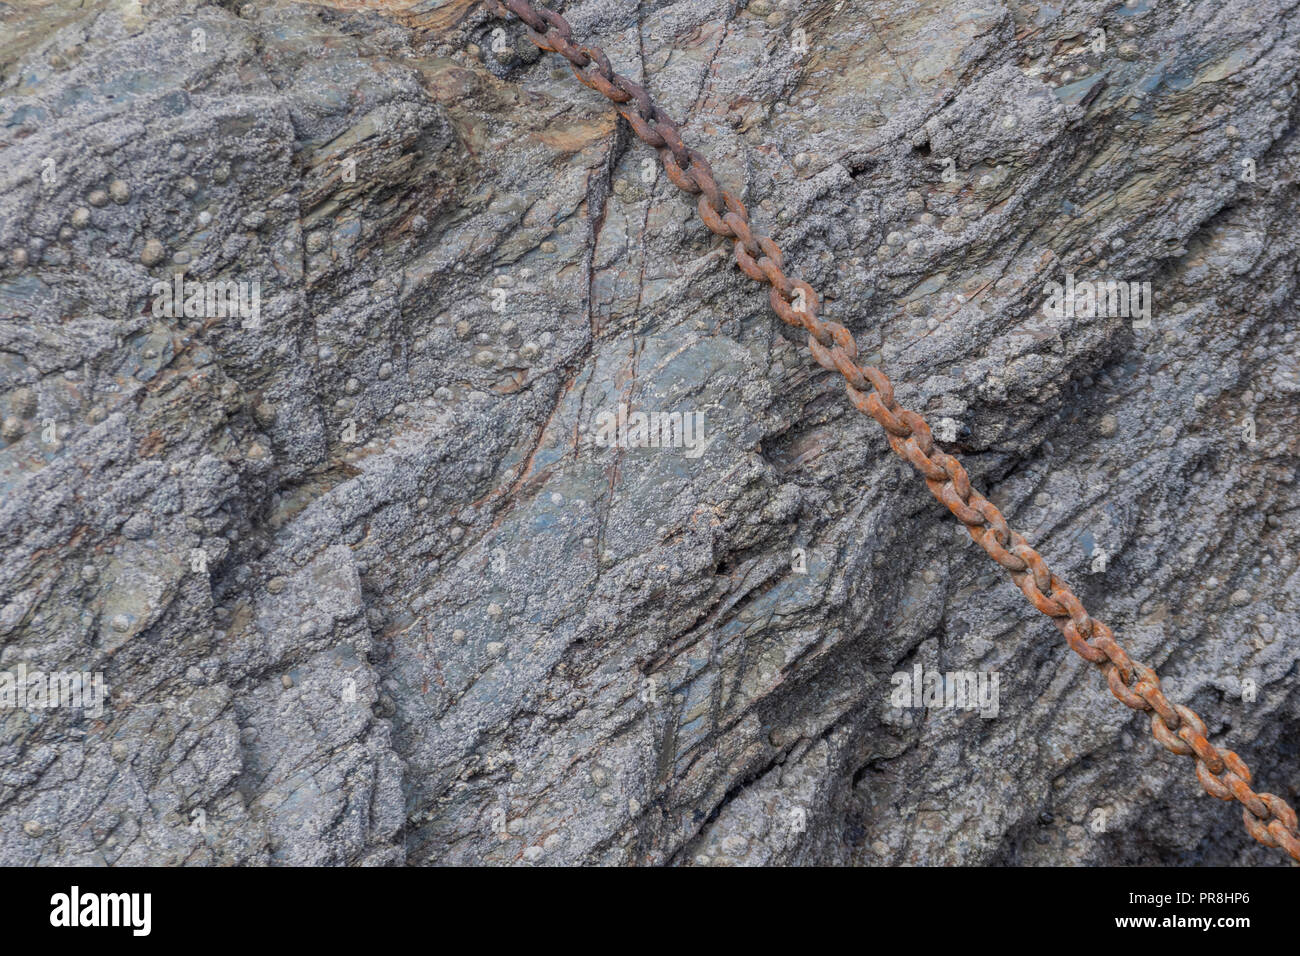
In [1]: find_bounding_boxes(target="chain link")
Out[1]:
[494,0,1299,863]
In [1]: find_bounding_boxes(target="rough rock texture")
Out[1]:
[0,0,1297,866]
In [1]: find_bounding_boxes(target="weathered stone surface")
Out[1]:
[0,0,1296,865]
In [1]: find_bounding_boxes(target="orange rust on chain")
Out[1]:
[494,0,1299,863]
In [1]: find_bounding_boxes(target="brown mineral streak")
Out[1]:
[494,0,1300,862]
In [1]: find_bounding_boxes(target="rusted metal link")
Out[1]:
[496,0,1299,864]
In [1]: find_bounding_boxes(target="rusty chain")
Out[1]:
[492,0,1299,863]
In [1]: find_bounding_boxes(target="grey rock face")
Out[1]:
[0,0,1296,866]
